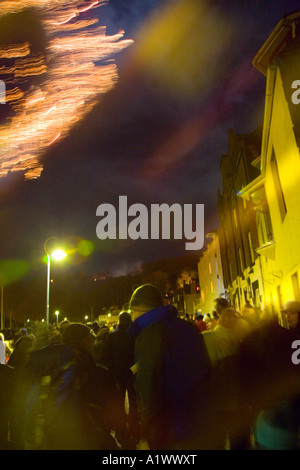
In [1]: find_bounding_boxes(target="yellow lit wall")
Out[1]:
[261,66,300,316]
[197,232,225,314]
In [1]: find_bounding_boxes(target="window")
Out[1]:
[233,208,238,228]
[238,247,244,273]
[271,149,287,222]
[229,262,233,283]
[248,231,255,264]
[292,272,300,301]
[225,229,230,246]
[256,201,274,247]
[277,285,283,310]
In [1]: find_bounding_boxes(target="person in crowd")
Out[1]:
[127,283,212,450]
[212,297,230,321]
[99,311,134,398]
[61,322,128,449]
[91,321,100,336]
[0,333,7,364]
[214,297,230,315]
[8,323,61,449]
[93,323,110,363]
[0,362,15,449]
[202,307,252,449]
[58,319,70,335]
[202,308,240,364]
[99,311,139,447]
[12,328,29,346]
[282,300,300,338]
[7,322,126,450]
[239,300,300,450]
[0,333,12,361]
[195,313,207,332]
[183,313,200,332]
[7,335,34,369]
[238,301,261,336]
[203,312,218,330]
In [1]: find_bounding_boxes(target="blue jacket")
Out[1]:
[127,304,211,449]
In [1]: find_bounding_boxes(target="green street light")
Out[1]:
[44,238,67,325]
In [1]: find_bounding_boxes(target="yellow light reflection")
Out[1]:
[133,0,234,99]
[77,239,94,256]
[0,259,29,286]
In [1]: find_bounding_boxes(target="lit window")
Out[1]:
[239,247,244,273]
[271,149,287,222]
[248,231,255,264]
[233,208,238,228]
[292,272,300,301]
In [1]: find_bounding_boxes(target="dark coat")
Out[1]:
[239,319,300,449]
[12,343,123,450]
[127,304,211,450]
[99,325,135,393]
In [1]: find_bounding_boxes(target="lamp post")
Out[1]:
[44,238,67,325]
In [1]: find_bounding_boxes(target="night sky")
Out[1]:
[0,0,299,278]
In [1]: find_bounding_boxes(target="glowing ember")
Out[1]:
[0,0,133,179]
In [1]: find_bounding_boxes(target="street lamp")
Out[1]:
[44,238,67,325]
[55,310,59,325]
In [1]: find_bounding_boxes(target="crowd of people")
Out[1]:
[0,284,300,451]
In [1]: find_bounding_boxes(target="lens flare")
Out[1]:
[77,239,94,256]
[0,259,29,285]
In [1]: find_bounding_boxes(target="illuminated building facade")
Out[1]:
[217,127,264,312]
[197,231,225,315]
[238,11,300,323]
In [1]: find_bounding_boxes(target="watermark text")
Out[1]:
[291,80,300,105]
[96,196,204,251]
[291,340,300,364]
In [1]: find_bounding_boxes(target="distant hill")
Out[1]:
[141,253,201,278]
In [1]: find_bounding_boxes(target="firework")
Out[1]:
[0,0,133,179]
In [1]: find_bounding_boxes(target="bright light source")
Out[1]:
[51,249,67,261]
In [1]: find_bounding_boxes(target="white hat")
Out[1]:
[281,300,300,313]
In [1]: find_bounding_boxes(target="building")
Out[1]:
[197,231,225,314]
[217,126,265,311]
[238,11,300,323]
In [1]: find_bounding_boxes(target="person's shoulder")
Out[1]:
[202,328,215,336]
[139,320,166,337]
[201,328,217,346]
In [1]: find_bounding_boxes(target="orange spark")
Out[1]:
[0,0,133,179]
[47,132,61,146]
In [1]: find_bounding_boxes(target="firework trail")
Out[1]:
[0,0,133,179]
